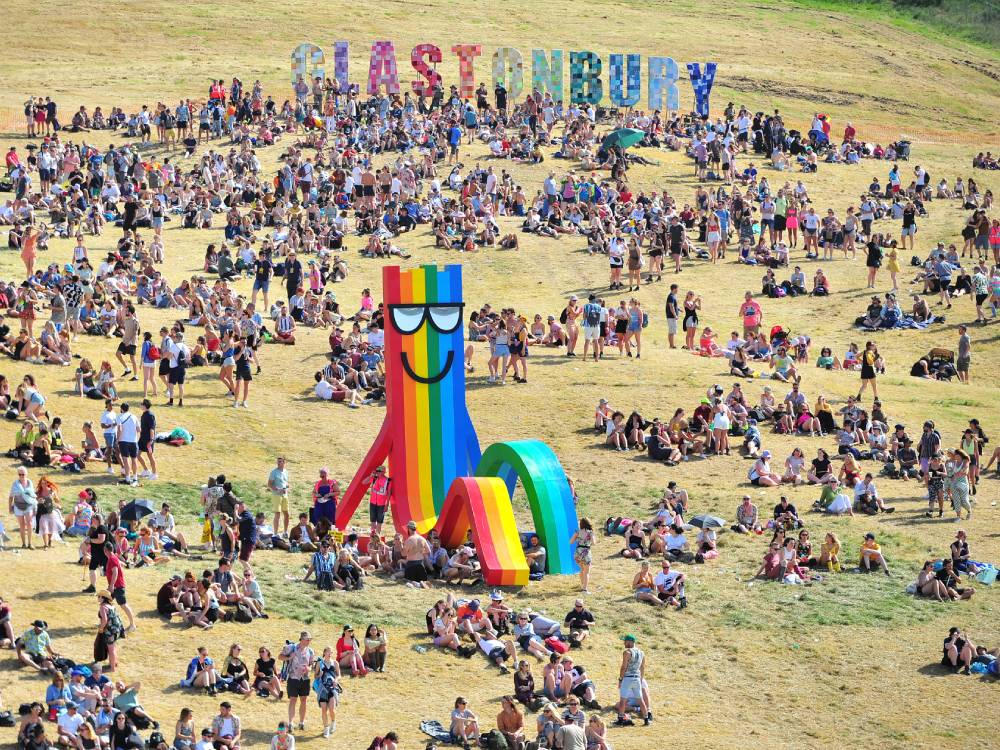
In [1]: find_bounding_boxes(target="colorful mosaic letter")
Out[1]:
[367,40,400,95]
[569,51,603,105]
[290,43,325,85]
[531,49,564,103]
[687,62,718,117]
[647,56,679,113]
[609,53,641,107]
[410,43,443,96]
[451,44,483,99]
[333,41,350,91]
[491,47,524,99]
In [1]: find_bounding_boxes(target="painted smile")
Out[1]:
[400,351,455,385]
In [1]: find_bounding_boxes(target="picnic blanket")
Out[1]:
[419,719,453,744]
[856,314,940,331]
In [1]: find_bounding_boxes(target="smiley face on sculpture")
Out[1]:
[387,302,464,384]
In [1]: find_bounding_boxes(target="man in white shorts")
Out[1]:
[615,634,650,726]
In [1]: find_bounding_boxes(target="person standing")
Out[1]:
[284,252,303,305]
[116,403,140,486]
[956,325,972,384]
[267,457,290,537]
[568,518,595,594]
[232,338,255,408]
[115,305,140,381]
[8,467,37,549]
[95,590,125,672]
[359,466,391,536]
[136,399,157,481]
[165,329,190,407]
[857,341,880,401]
[614,634,650,727]
[738,291,763,341]
[235,500,257,573]
[103,541,136,632]
[279,631,315,732]
[664,284,679,349]
[83,514,109,593]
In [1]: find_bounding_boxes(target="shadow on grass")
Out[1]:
[918,662,958,677]
[30,590,80,600]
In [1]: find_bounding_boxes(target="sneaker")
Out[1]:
[129,376,139,382]
[297,723,305,731]
[323,726,331,739]
[614,717,635,727]
[82,585,96,593]
[138,470,152,479]
[329,722,335,733]
[148,473,158,481]
[106,467,115,474]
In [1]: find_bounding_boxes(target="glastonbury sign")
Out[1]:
[291,41,718,116]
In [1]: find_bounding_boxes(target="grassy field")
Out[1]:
[1,2,999,749]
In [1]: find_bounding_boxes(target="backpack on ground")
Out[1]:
[482,729,509,750]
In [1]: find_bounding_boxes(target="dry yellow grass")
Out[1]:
[1,2,999,749]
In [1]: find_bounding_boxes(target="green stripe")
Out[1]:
[425,269,444,509]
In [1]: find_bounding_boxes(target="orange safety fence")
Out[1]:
[0,106,994,148]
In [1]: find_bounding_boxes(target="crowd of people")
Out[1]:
[1,62,998,750]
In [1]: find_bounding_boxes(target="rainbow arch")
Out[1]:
[435,476,529,586]
[476,440,580,576]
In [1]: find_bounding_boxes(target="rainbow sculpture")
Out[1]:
[337,264,579,586]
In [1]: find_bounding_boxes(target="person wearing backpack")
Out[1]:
[165,329,190,407]
[581,294,602,362]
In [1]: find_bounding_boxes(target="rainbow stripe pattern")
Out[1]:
[382,264,480,533]
[337,264,579,587]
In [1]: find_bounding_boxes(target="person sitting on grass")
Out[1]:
[942,627,976,674]
[860,532,891,576]
[917,561,949,602]
[936,559,975,601]
[731,495,761,534]
[632,561,665,607]
[653,559,687,608]
[511,612,552,660]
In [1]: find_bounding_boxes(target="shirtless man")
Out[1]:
[360,166,377,211]
[400,521,431,589]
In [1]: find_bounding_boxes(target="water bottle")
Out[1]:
[412,645,427,654]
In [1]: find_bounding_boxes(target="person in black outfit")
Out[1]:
[284,251,303,304]
[84,514,109,593]
[564,600,595,648]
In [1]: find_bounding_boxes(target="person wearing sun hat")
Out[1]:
[615,634,650,727]
[485,591,513,635]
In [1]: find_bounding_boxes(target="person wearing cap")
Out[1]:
[270,722,295,750]
[564,600,595,648]
[749,451,781,488]
[456,598,496,638]
[194,727,215,750]
[16,619,58,672]
[399,522,432,588]
[360,465,391,537]
[443,546,478,586]
[615,635,650,726]
[279,631,315,731]
[210,701,242,750]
